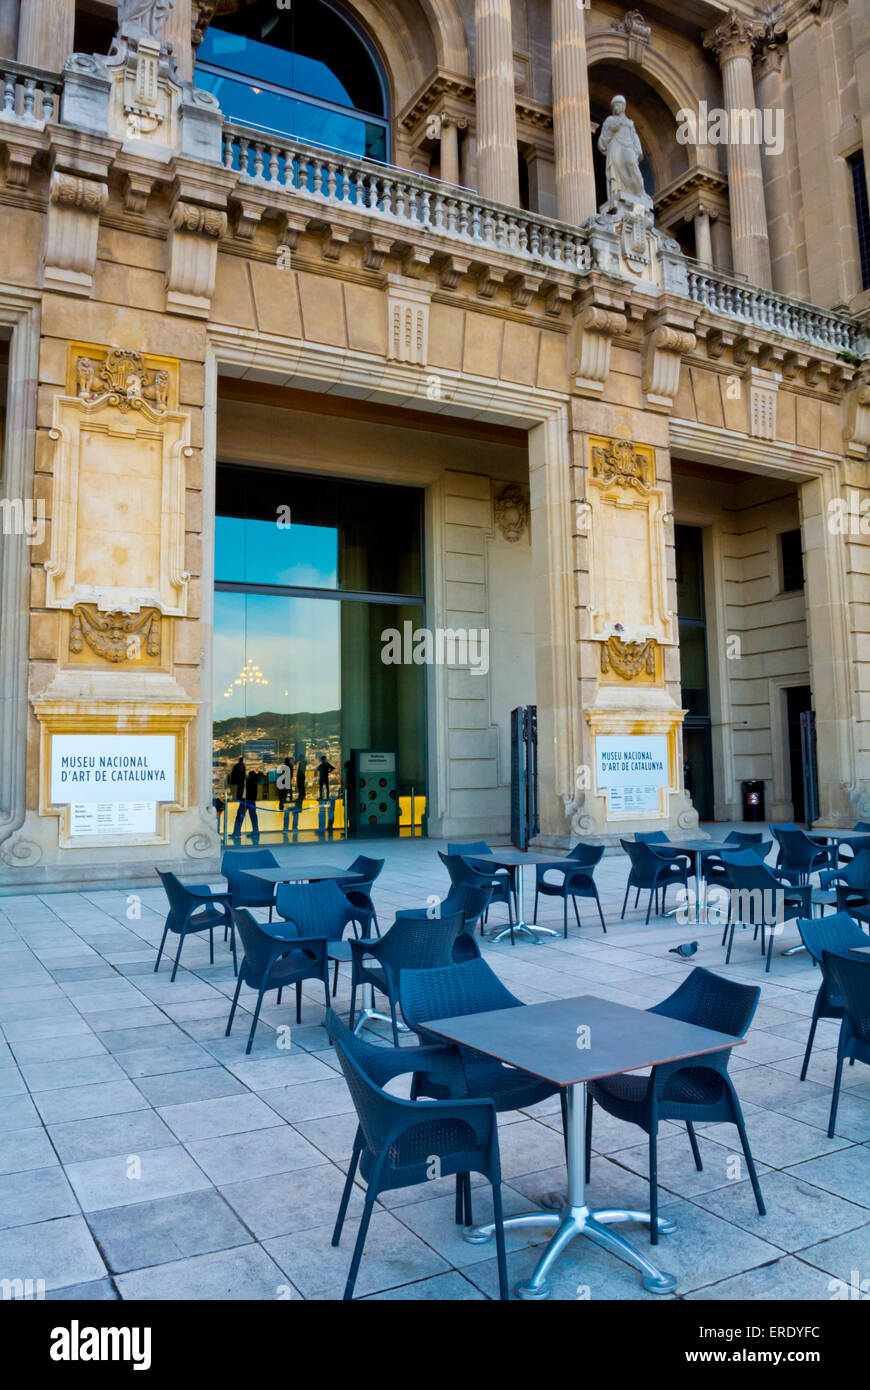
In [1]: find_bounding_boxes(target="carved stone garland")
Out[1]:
[70,604,161,662]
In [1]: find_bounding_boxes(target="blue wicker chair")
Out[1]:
[448,841,516,926]
[221,848,279,924]
[532,842,606,936]
[586,967,765,1243]
[621,839,690,924]
[348,912,465,1046]
[327,1009,508,1300]
[720,850,811,971]
[335,855,384,937]
[226,907,330,1052]
[155,869,234,981]
[796,912,869,1080]
[821,950,870,1137]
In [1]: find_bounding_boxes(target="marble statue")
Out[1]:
[118,0,175,42]
[597,95,648,206]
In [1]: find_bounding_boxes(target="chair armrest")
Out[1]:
[348,936,385,961]
[363,1041,468,1096]
[782,883,812,911]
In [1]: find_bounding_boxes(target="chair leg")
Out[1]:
[645,888,654,925]
[225,971,243,1037]
[490,1180,509,1301]
[170,930,185,983]
[332,959,340,997]
[584,1093,593,1184]
[389,993,399,1048]
[725,919,736,965]
[595,892,606,934]
[154,922,169,973]
[295,981,302,1024]
[343,1192,376,1301]
[349,977,357,1030]
[621,882,630,920]
[800,999,821,1081]
[246,985,266,1055]
[731,1097,766,1215]
[649,1128,659,1245]
[533,887,539,922]
[276,987,282,1005]
[209,928,214,965]
[634,887,640,908]
[454,1175,464,1225]
[563,895,568,939]
[828,1042,846,1139]
[463,1172,473,1227]
[686,1121,703,1172]
[332,1147,360,1247]
[573,896,582,929]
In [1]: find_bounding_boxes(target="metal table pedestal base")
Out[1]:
[485,863,558,945]
[463,1080,677,1299]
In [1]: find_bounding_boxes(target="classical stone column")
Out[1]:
[849,0,870,201]
[474,0,519,206]
[439,113,466,187]
[694,206,714,266]
[551,0,596,225]
[165,0,193,83]
[17,0,75,70]
[703,11,772,287]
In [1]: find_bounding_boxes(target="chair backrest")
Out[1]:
[375,913,465,973]
[724,830,764,846]
[274,879,356,940]
[447,841,491,857]
[636,831,670,844]
[232,907,282,977]
[156,868,196,922]
[797,911,868,963]
[326,1010,404,1156]
[220,849,278,902]
[773,827,821,869]
[650,966,760,1040]
[396,881,493,933]
[854,823,870,834]
[399,959,522,1059]
[438,851,496,889]
[345,855,385,887]
[621,839,668,876]
[821,950,870,1046]
[567,841,605,869]
[841,849,870,887]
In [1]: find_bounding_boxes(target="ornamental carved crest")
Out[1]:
[590,438,654,492]
[599,634,657,680]
[75,350,169,413]
[70,604,161,662]
[494,484,530,543]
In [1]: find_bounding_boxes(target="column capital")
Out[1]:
[703,10,765,65]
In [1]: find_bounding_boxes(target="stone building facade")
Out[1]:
[0,0,869,891]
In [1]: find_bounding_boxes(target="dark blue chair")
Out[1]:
[448,841,516,925]
[796,912,869,1080]
[395,883,489,964]
[439,851,514,941]
[532,842,606,936]
[155,870,234,981]
[819,848,870,894]
[226,907,330,1052]
[221,848,278,923]
[703,840,773,944]
[336,855,384,937]
[399,958,568,1145]
[621,839,690,924]
[821,950,870,1137]
[771,825,833,882]
[637,831,691,868]
[275,879,368,998]
[586,967,765,1243]
[327,1010,508,1301]
[720,850,810,971]
[348,912,465,1046]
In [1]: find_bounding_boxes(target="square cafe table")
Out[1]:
[424,994,745,1299]
[466,849,570,943]
[239,865,365,886]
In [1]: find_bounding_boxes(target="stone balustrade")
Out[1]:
[0,60,59,127]
[221,122,594,275]
[687,265,868,359]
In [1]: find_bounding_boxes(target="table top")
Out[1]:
[241,865,363,885]
[470,849,571,868]
[810,888,838,903]
[424,994,744,1088]
[811,832,870,845]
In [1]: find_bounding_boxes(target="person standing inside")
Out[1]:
[317,754,335,801]
[232,763,261,838]
[229,756,246,836]
[295,758,306,804]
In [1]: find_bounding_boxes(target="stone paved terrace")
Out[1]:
[1,833,869,1302]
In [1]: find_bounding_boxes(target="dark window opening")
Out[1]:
[779,528,804,592]
[849,150,870,292]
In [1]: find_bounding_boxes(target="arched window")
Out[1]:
[195,0,390,162]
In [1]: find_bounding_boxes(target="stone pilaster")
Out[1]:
[164,0,193,84]
[474,0,519,206]
[17,0,75,70]
[754,29,803,298]
[704,10,773,288]
[551,0,596,226]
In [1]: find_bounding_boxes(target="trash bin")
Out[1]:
[741,779,765,822]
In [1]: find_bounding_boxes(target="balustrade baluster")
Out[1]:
[22,77,35,119]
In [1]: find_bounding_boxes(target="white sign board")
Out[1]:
[70,802,157,837]
[595,735,670,816]
[51,735,175,805]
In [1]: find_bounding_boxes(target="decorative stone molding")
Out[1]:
[493,484,530,543]
[477,265,506,299]
[45,344,191,616]
[599,634,658,681]
[439,254,471,290]
[642,321,697,411]
[191,2,218,49]
[387,281,430,366]
[703,10,765,63]
[748,367,779,441]
[843,378,870,459]
[363,234,393,272]
[69,605,161,663]
[590,438,655,492]
[570,303,628,396]
[165,196,227,317]
[42,171,109,296]
[611,9,652,64]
